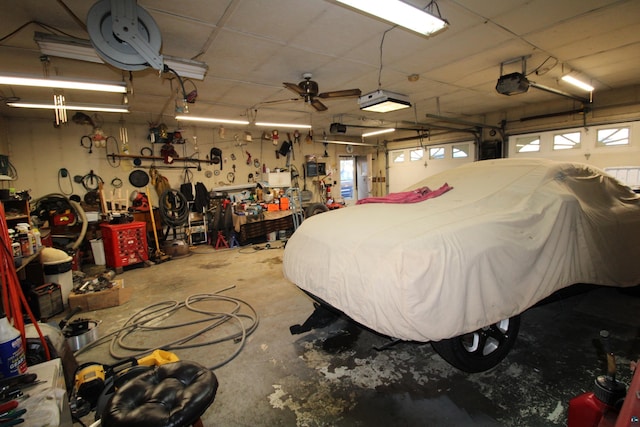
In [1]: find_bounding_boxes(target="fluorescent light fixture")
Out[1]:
[7,101,129,113]
[561,75,594,92]
[362,128,395,137]
[336,0,448,36]
[255,122,312,129]
[0,74,126,93]
[175,115,250,125]
[35,32,209,80]
[316,139,376,147]
[359,90,411,113]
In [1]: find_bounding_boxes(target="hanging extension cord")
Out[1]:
[74,286,259,371]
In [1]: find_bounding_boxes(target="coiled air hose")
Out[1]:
[73,286,259,370]
[158,189,189,227]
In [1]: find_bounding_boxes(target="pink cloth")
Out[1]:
[356,183,453,205]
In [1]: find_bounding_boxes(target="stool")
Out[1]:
[101,361,218,427]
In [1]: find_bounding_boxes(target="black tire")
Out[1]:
[305,203,329,218]
[431,315,520,373]
[211,200,222,231]
[224,203,233,230]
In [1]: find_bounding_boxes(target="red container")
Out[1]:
[100,222,148,269]
[279,197,289,210]
[568,392,612,427]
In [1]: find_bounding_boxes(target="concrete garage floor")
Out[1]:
[68,243,640,427]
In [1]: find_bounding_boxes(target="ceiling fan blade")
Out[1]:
[318,88,362,99]
[311,99,328,111]
[283,82,305,95]
[261,98,300,105]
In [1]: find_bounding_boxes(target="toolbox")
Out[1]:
[100,222,148,270]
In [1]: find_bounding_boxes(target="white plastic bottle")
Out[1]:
[32,227,42,250]
[0,315,27,379]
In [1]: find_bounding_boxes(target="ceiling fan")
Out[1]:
[283,73,361,111]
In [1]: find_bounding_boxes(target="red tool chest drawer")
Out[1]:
[100,222,148,269]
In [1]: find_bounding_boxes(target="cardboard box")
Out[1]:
[68,279,132,311]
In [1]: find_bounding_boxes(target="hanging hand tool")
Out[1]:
[80,135,93,154]
[245,151,252,165]
[287,132,295,161]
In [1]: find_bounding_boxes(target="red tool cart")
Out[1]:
[100,222,148,272]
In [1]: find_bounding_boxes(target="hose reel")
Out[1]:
[87,0,164,72]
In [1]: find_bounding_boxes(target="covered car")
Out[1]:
[283,158,640,371]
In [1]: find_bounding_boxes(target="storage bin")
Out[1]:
[31,283,64,319]
[90,239,106,265]
[41,250,73,308]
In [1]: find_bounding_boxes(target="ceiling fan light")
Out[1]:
[336,0,448,37]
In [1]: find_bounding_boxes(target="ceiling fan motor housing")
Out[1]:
[299,79,319,98]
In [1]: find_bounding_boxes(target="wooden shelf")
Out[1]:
[16,247,42,273]
[2,198,30,226]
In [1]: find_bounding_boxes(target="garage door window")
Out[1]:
[452,143,469,158]
[553,132,581,150]
[392,151,405,163]
[597,127,629,147]
[429,147,445,159]
[515,135,540,153]
[410,148,424,161]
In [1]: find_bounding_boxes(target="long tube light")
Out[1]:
[316,139,377,147]
[561,75,594,92]
[362,128,395,137]
[0,74,127,93]
[336,0,448,37]
[175,115,249,125]
[35,32,209,80]
[7,101,129,113]
[255,122,312,129]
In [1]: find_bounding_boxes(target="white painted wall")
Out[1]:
[3,117,374,204]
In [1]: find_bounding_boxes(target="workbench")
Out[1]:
[20,358,73,427]
[233,210,293,243]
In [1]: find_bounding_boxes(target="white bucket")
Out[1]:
[266,231,277,242]
[43,257,73,308]
[90,239,106,265]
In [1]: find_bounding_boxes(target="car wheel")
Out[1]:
[305,203,329,218]
[430,315,520,373]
